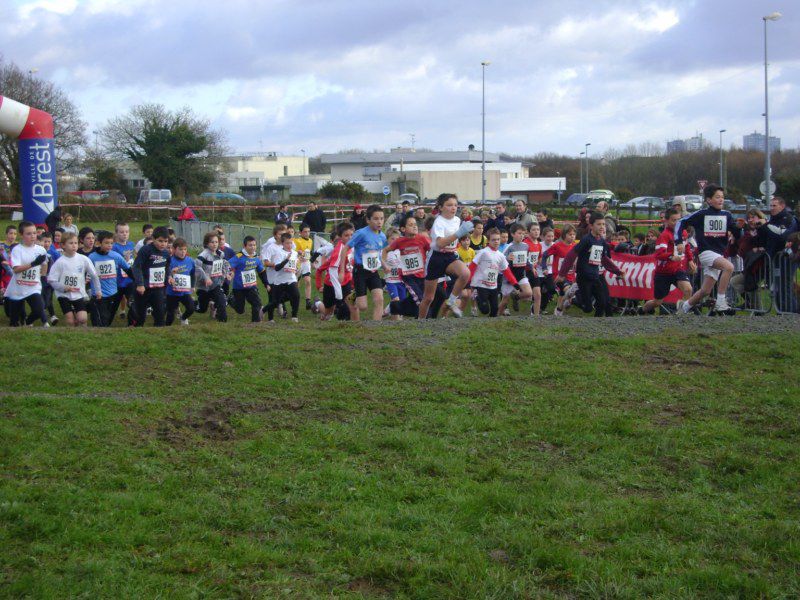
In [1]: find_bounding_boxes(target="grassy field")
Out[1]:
[1,319,799,599]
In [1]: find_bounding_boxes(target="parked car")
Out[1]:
[398,193,419,205]
[669,194,703,212]
[200,192,247,204]
[620,196,666,210]
[137,189,172,204]
[585,189,616,205]
[564,193,588,207]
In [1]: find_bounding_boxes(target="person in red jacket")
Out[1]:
[177,202,197,221]
[545,224,577,315]
[640,207,695,314]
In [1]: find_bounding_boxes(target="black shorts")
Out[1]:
[425,251,458,281]
[529,275,542,288]
[654,271,690,300]
[322,282,353,308]
[58,297,87,314]
[353,265,383,296]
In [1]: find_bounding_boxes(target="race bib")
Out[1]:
[285,256,297,273]
[704,215,726,237]
[302,249,311,261]
[241,269,257,287]
[528,251,540,265]
[401,251,423,273]
[172,273,191,293]
[210,259,224,278]
[17,266,40,286]
[362,250,380,271]
[589,245,604,266]
[149,267,165,287]
[95,260,116,280]
[482,268,498,288]
[63,273,80,289]
[509,251,527,267]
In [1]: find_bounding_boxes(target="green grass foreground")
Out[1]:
[1,322,799,599]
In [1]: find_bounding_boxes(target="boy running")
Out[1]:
[640,208,694,315]
[674,184,740,314]
[132,226,171,327]
[348,204,388,321]
[47,232,102,327]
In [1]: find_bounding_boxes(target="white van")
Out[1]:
[137,189,172,204]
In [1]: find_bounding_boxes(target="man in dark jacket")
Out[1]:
[300,202,327,233]
[757,197,799,312]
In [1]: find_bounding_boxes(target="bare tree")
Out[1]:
[0,58,87,199]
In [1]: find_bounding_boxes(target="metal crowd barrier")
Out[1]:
[772,250,799,315]
[170,219,331,251]
[725,252,773,315]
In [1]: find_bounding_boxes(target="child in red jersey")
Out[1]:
[545,224,577,315]
[382,215,432,318]
[640,207,695,314]
[320,221,357,321]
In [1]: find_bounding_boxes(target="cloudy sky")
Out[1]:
[2,0,798,158]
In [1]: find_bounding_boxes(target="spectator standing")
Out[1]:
[536,208,554,232]
[512,200,534,230]
[350,204,367,230]
[301,202,327,234]
[595,201,617,236]
[274,203,293,226]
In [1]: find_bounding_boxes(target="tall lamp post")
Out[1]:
[579,152,585,194]
[584,142,591,193]
[763,12,781,200]
[300,149,306,183]
[481,61,490,204]
[718,129,726,187]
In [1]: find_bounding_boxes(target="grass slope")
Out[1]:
[1,321,799,599]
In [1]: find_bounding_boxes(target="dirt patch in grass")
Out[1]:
[654,404,689,427]
[155,396,347,445]
[346,577,393,597]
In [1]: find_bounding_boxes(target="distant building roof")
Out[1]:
[501,177,566,192]
[321,150,501,165]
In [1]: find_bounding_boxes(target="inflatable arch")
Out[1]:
[0,95,57,224]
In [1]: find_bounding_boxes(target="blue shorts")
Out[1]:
[425,251,458,280]
[385,281,407,301]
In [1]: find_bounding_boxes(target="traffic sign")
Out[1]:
[697,179,708,191]
[382,185,390,196]
[759,180,776,195]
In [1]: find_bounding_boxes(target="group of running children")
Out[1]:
[0,185,744,327]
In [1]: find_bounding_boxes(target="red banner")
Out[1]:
[604,251,683,302]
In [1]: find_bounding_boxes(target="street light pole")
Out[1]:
[301,149,306,183]
[584,142,591,193]
[763,12,781,200]
[579,152,585,194]
[481,61,490,204]
[718,129,726,187]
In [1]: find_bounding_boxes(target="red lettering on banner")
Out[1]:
[605,252,682,302]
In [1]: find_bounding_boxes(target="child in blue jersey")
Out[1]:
[112,222,138,325]
[348,204,388,321]
[229,235,269,322]
[38,231,59,325]
[674,184,740,314]
[165,238,196,326]
[89,231,134,326]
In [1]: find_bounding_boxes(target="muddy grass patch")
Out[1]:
[155,396,349,445]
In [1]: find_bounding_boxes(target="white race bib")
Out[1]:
[362,250,380,271]
[302,249,311,261]
[172,273,191,292]
[285,256,297,274]
[210,259,224,277]
[528,251,540,266]
[509,251,527,267]
[95,259,116,280]
[63,272,80,289]
[241,269,257,287]
[149,267,165,287]
[704,215,726,237]
[589,245,604,266]
[401,251,423,273]
[17,266,40,286]
[482,268,498,288]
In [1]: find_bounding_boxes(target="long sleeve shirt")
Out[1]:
[674,207,740,255]
[132,243,171,289]
[558,234,622,280]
